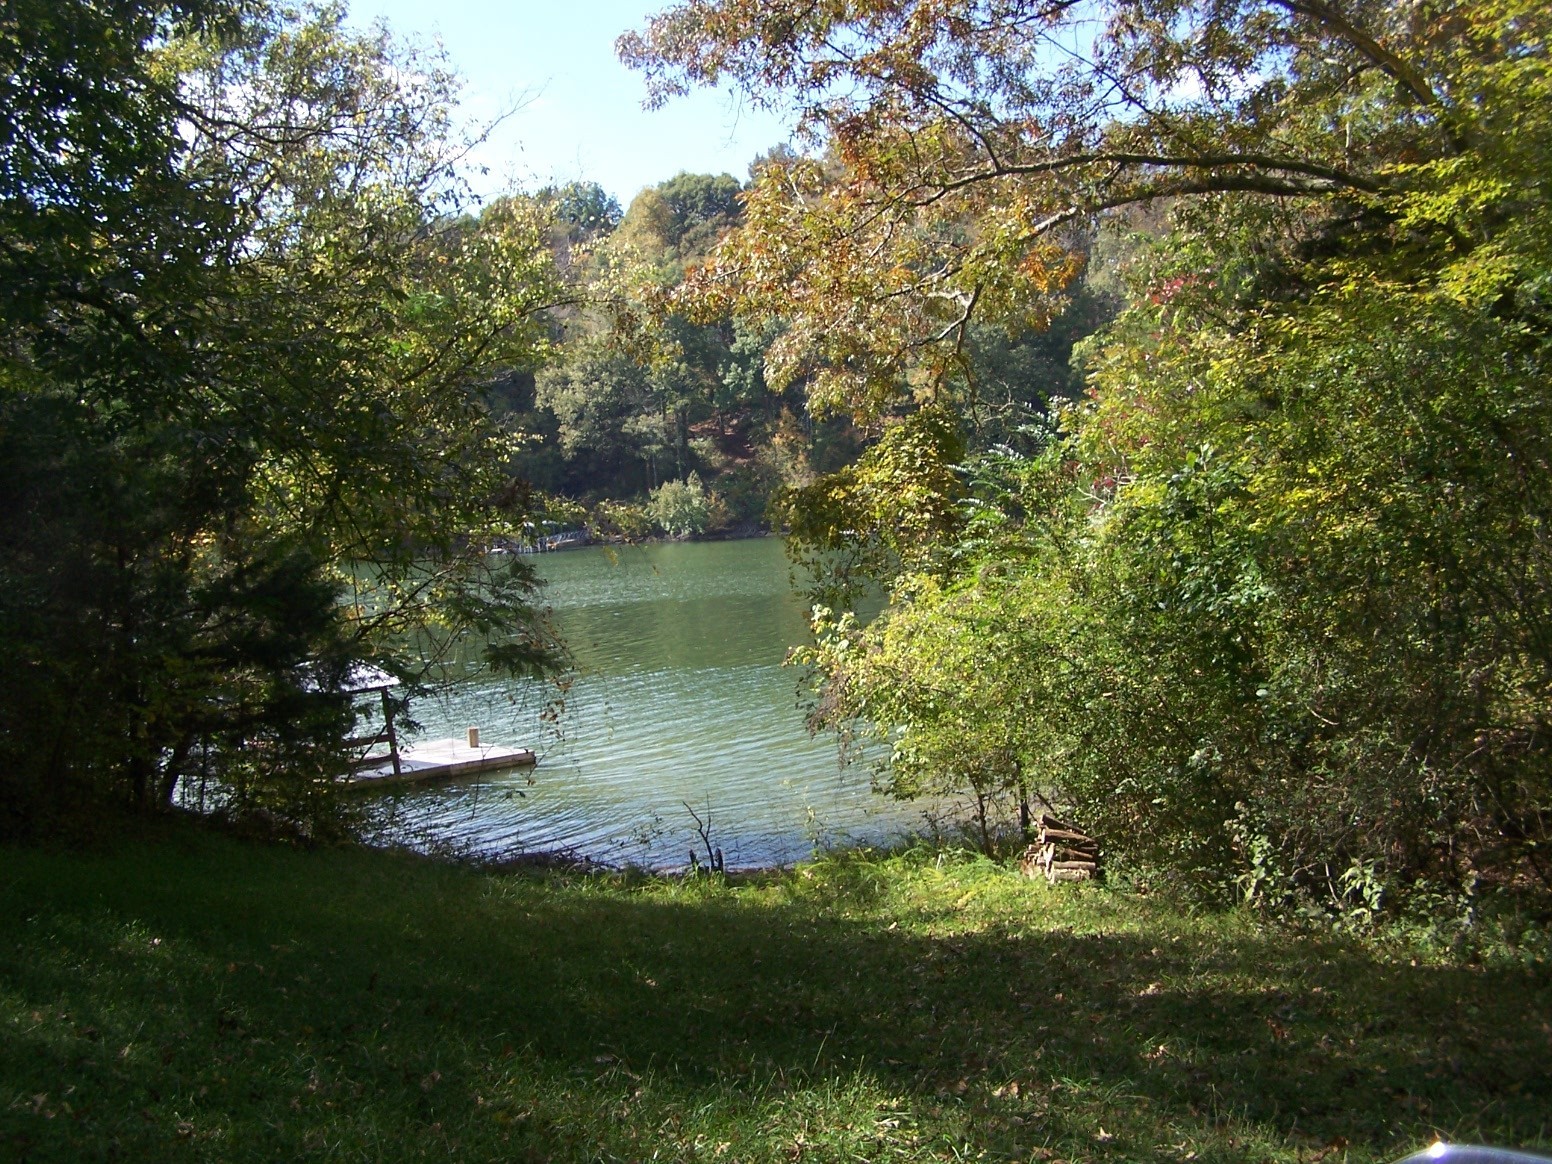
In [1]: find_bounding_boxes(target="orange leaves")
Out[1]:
[620,2,1120,416]
[621,0,1522,424]
[662,125,1089,418]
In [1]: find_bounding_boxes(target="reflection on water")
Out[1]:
[368,537,923,869]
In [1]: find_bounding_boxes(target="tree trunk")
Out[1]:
[974,787,993,856]
[1015,759,1032,842]
[158,735,194,806]
[128,752,151,812]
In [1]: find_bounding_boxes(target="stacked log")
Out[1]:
[1018,815,1101,884]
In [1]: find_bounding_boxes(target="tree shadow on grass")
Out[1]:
[1,840,1548,1162]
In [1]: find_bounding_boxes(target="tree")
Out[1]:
[623,0,1549,412]
[778,406,966,607]
[534,339,665,492]
[617,171,743,263]
[648,472,713,537]
[525,171,771,503]
[0,1,568,833]
[538,180,624,242]
[626,0,1552,909]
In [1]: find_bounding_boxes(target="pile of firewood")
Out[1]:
[1018,816,1101,884]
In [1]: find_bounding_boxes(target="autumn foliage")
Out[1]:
[627,0,1552,912]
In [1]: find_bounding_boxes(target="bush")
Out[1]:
[586,499,654,541]
[648,473,711,537]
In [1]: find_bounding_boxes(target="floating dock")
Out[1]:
[341,737,536,791]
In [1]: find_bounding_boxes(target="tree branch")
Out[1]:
[1267,0,1456,139]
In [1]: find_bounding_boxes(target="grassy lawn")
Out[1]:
[2,826,1548,1162]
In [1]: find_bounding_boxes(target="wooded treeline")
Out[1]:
[505,166,1103,538]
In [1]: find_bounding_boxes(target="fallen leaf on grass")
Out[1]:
[1310,1136,1349,1162]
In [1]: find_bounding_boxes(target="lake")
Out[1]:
[367,537,927,869]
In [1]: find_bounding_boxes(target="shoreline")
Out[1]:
[498,522,777,555]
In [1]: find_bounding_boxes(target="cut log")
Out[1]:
[1048,860,1098,871]
[1047,867,1093,883]
[1016,845,1044,879]
[1049,851,1098,865]
[1037,827,1094,844]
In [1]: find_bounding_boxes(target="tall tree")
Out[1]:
[0,1,568,833]
[538,180,624,242]
[525,172,756,502]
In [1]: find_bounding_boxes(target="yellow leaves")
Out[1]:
[1019,244,1082,295]
[1388,157,1516,237]
[1434,243,1522,307]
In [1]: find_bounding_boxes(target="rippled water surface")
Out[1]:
[371,537,921,868]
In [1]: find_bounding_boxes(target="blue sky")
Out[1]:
[343,0,797,206]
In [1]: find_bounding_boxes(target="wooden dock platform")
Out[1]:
[341,737,536,791]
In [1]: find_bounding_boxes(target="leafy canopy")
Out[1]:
[624,0,1550,414]
[627,0,1552,909]
[0,0,570,832]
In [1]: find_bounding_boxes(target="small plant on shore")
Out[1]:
[648,472,711,537]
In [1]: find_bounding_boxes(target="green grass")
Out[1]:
[1,827,1548,1162]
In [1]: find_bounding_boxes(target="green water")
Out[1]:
[371,537,922,868]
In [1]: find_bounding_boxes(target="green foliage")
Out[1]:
[0,1,566,834]
[781,406,967,607]
[811,281,1552,907]
[521,170,834,515]
[954,278,1122,449]
[648,472,712,537]
[627,0,1552,916]
[537,180,623,242]
[534,339,660,490]
[619,170,742,261]
[588,498,656,542]
[1087,282,1552,906]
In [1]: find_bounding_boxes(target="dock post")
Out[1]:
[382,688,402,778]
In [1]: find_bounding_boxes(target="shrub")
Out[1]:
[648,473,711,537]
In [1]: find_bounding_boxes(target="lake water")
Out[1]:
[367,537,927,869]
